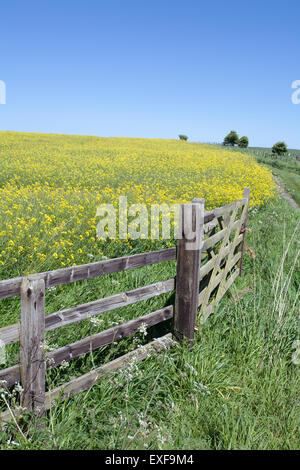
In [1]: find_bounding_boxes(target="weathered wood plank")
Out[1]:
[46,278,174,332]
[0,364,20,387]
[20,278,45,416]
[46,305,173,368]
[0,323,20,347]
[204,213,215,224]
[0,306,174,386]
[174,202,204,343]
[0,279,175,345]
[0,323,20,346]
[0,248,176,300]
[204,198,246,220]
[204,217,219,234]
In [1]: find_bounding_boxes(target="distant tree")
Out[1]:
[223,130,239,146]
[238,136,249,148]
[272,142,287,156]
[178,135,188,141]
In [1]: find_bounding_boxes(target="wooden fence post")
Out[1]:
[239,187,250,276]
[174,201,204,344]
[20,278,45,417]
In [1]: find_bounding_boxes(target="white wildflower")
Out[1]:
[41,341,58,353]
[60,360,69,370]
[7,438,20,446]
[138,322,148,336]
[90,316,104,327]
[13,383,24,394]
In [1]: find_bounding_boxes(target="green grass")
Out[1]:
[1,196,299,450]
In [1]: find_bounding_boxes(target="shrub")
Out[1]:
[178,135,188,141]
[223,130,239,146]
[238,136,249,148]
[272,142,287,156]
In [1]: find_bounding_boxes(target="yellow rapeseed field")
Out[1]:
[0,131,275,278]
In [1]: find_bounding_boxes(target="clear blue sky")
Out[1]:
[1,0,300,148]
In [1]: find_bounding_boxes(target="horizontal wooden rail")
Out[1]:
[0,363,19,387]
[0,306,173,387]
[0,248,176,300]
[1,334,174,425]
[204,198,246,219]
[0,279,175,346]
[48,305,173,369]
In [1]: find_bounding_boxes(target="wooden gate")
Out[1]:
[198,188,250,323]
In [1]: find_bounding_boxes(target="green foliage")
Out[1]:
[272,142,288,156]
[223,130,239,146]
[178,135,188,141]
[238,136,249,148]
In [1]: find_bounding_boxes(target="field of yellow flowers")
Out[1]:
[0,131,275,279]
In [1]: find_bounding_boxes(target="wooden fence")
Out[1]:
[0,188,250,424]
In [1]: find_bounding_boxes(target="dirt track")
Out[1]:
[274,176,299,209]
